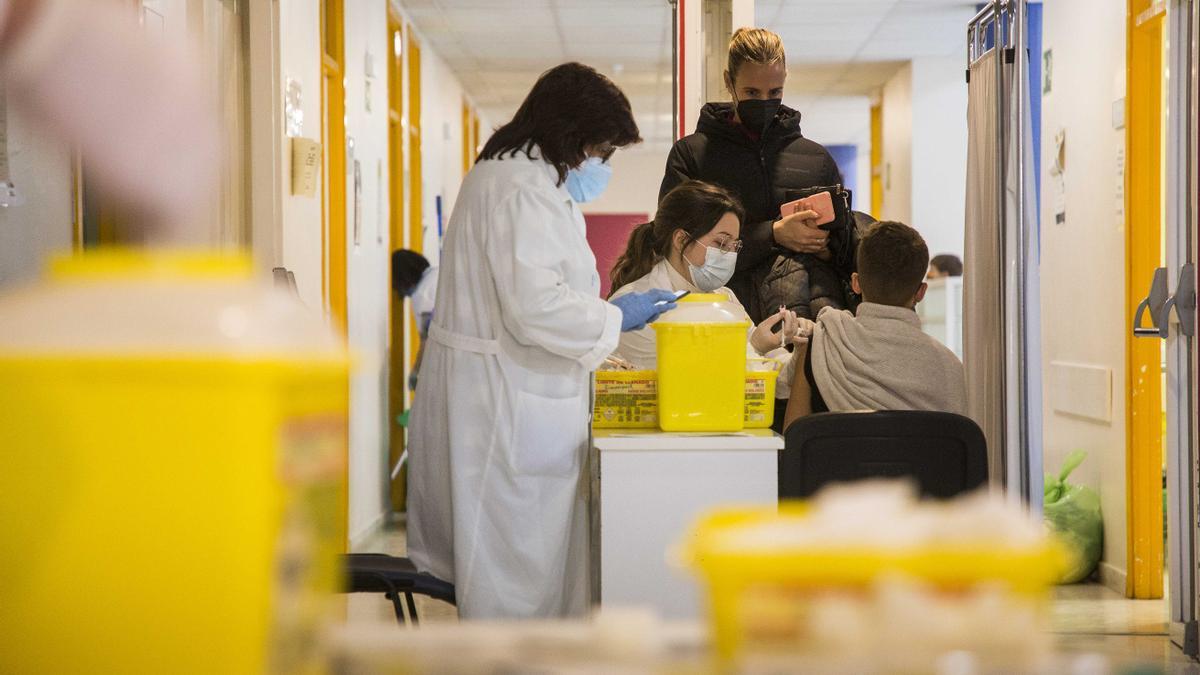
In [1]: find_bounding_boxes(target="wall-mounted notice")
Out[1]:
[285,79,304,137]
[1115,146,1125,225]
[1050,129,1066,225]
[291,137,321,197]
[353,159,363,247]
[1042,49,1052,95]
[376,160,384,244]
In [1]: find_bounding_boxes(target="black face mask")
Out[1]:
[735,97,782,136]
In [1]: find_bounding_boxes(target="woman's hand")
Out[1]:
[791,317,816,344]
[773,210,829,255]
[750,306,800,354]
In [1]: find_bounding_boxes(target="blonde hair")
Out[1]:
[727,27,786,83]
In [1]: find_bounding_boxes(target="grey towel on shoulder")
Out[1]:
[810,303,967,414]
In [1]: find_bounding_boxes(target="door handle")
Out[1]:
[1162,263,1196,338]
[1133,267,1170,339]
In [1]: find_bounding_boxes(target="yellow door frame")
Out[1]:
[870,103,883,218]
[320,0,349,546]
[473,116,481,159]
[1124,0,1166,599]
[406,25,423,373]
[387,8,406,513]
[321,0,348,335]
[462,99,473,175]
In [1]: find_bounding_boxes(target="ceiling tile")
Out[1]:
[402,0,979,131]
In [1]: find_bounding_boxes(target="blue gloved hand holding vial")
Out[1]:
[611,289,680,332]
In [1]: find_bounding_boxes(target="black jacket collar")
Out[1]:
[694,101,805,147]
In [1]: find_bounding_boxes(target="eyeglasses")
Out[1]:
[683,233,743,253]
[594,143,617,161]
[709,235,743,253]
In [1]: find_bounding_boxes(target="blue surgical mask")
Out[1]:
[565,156,612,203]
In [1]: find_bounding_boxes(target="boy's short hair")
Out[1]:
[856,221,930,306]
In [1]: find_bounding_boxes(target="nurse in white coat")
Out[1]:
[406,63,677,619]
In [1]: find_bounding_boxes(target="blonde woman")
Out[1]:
[659,27,855,329]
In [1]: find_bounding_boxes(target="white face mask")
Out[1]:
[686,245,738,292]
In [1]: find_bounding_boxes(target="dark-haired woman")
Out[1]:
[609,180,803,380]
[406,62,678,620]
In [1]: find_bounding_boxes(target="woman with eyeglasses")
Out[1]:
[608,180,804,373]
[406,63,679,621]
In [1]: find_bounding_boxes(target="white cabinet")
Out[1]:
[589,430,781,619]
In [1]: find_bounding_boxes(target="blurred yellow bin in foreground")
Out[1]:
[0,251,349,675]
[684,503,1069,664]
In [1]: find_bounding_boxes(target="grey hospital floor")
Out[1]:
[345,521,1200,672]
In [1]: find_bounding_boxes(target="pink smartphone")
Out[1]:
[780,191,836,226]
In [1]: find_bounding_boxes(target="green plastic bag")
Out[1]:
[1043,450,1103,584]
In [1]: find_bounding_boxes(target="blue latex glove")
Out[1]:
[611,289,679,332]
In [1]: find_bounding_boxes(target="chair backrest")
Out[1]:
[780,411,988,500]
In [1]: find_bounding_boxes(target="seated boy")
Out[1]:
[784,221,967,429]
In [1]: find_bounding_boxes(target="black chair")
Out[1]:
[780,411,988,500]
[342,553,456,625]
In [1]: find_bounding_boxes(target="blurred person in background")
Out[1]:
[0,0,218,240]
[392,249,436,390]
[928,253,963,279]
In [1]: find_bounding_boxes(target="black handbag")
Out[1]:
[783,184,853,232]
[776,184,863,315]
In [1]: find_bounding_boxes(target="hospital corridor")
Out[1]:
[3,0,1200,673]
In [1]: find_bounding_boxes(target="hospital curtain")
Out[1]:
[964,50,1005,483]
[963,9,1044,503]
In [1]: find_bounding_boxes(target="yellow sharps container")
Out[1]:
[0,250,349,674]
[652,293,750,432]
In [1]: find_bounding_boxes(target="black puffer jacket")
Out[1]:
[755,210,876,319]
[659,102,855,323]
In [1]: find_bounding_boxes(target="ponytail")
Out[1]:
[609,221,664,297]
[606,180,746,298]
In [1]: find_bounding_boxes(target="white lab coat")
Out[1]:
[406,150,622,619]
[609,259,798,394]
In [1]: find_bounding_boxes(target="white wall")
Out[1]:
[419,44,474,264]
[1039,0,1128,583]
[880,58,968,259]
[274,1,485,543]
[910,56,968,259]
[581,147,671,218]
[881,63,913,226]
[278,0,324,310]
[343,0,394,544]
[793,95,872,211]
[0,107,73,287]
